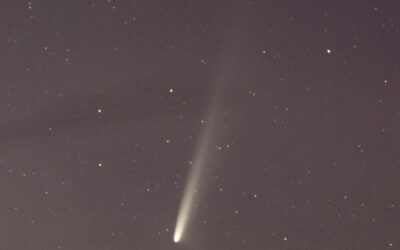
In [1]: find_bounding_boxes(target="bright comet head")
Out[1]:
[173,233,180,243]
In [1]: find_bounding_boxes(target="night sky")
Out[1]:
[1,1,399,249]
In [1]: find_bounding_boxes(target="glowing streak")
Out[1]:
[173,32,234,243]
[173,123,212,243]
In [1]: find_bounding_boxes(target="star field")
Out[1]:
[0,1,399,249]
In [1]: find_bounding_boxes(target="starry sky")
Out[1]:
[1,1,399,249]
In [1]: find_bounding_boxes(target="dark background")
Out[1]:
[0,0,399,249]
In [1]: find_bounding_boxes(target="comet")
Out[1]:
[173,23,239,242]
[173,56,233,244]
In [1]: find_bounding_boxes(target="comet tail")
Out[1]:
[173,121,212,243]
